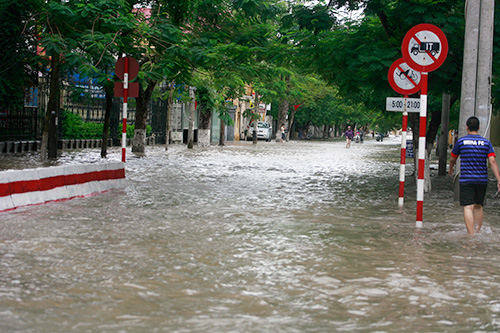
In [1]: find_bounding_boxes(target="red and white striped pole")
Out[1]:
[416,73,428,228]
[121,58,129,163]
[398,95,409,208]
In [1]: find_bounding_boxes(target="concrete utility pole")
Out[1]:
[455,0,495,200]
[459,0,495,138]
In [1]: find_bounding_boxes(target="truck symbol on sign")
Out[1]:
[411,42,440,56]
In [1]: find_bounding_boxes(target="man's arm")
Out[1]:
[449,155,457,177]
[488,155,500,192]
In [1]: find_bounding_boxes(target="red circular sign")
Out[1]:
[115,57,140,80]
[388,58,421,95]
[402,24,448,72]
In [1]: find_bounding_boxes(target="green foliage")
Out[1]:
[14,0,500,139]
[219,103,235,126]
[60,110,151,139]
[242,109,261,121]
[60,110,104,139]
[0,0,42,109]
[291,5,337,35]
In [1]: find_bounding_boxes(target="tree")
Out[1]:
[27,0,134,159]
[181,0,290,146]
[0,0,42,110]
[297,1,466,190]
[36,0,81,159]
[126,2,189,153]
[75,1,136,157]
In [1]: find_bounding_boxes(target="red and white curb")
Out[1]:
[0,162,126,212]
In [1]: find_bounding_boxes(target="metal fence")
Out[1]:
[0,79,47,142]
[0,105,41,142]
[1,75,171,144]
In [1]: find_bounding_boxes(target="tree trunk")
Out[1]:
[41,52,61,160]
[219,119,225,146]
[253,93,260,144]
[132,81,157,154]
[187,87,195,149]
[275,75,290,142]
[287,105,298,142]
[424,146,432,193]
[276,99,289,142]
[101,82,114,158]
[423,106,443,192]
[165,82,174,150]
[198,90,212,148]
[438,93,451,176]
[323,125,329,139]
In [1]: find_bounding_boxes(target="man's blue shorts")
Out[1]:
[460,183,488,206]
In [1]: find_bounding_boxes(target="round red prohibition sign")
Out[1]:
[388,58,421,95]
[402,24,448,72]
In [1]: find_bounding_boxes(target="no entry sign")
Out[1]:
[388,58,421,95]
[402,24,448,72]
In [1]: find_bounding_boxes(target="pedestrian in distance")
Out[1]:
[344,125,354,148]
[280,124,286,143]
[449,116,500,235]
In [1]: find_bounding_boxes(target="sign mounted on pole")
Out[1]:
[401,23,448,73]
[386,97,421,112]
[388,58,422,95]
[114,57,140,98]
[387,57,421,208]
[401,24,448,228]
[114,56,140,162]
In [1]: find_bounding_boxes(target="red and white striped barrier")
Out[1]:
[0,162,126,212]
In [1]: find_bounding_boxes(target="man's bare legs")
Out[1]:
[463,204,484,234]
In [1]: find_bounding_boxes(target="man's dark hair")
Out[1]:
[467,116,480,131]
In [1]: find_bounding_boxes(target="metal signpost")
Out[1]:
[387,58,422,208]
[401,24,448,228]
[115,57,139,162]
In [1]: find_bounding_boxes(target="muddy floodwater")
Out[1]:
[2,137,500,332]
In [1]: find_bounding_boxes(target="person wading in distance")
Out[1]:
[344,126,354,148]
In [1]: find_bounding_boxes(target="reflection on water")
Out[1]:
[2,138,500,331]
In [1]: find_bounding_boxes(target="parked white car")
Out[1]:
[247,121,272,141]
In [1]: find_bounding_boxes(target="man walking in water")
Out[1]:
[344,126,354,148]
[449,116,500,234]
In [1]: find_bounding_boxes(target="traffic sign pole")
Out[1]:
[122,57,129,163]
[398,95,409,208]
[401,24,447,228]
[388,58,422,208]
[416,73,428,228]
[114,56,139,163]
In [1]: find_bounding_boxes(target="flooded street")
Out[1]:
[2,137,500,331]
